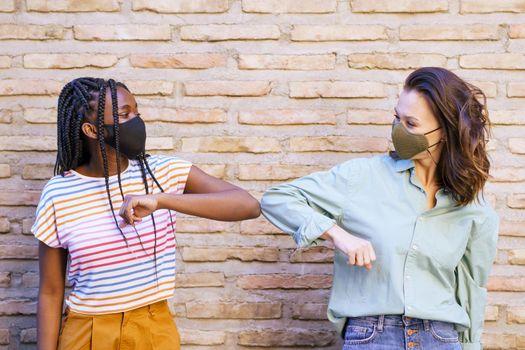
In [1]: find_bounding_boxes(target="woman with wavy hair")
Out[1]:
[262,67,499,349]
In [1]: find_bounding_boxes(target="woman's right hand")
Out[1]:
[322,225,376,270]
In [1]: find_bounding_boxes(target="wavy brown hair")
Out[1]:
[392,67,492,207]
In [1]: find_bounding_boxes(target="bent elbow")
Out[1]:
[247,197,261,219]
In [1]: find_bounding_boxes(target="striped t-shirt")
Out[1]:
[31,155,192,315]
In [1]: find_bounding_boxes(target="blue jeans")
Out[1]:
[343,315,462,349]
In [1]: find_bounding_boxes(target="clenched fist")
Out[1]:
[119,194,159,226]
[323,225,376,270]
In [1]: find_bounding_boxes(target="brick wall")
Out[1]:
[0,0,524,349]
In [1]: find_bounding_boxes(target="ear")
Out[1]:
[81,122,98,140]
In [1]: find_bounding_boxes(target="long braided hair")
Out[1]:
[55,77,175,285]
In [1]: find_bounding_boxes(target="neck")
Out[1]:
[75,143,129,177]
[413,147,442,188]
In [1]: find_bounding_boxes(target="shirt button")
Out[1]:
[406,275,411,279]
[412,245,418,250]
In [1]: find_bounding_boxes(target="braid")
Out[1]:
[94,81,133,249]
[55,77,99,175]
[143,155,178,283]
[108,79,125,201]
[137,154,159,286]
[143,155,177,234]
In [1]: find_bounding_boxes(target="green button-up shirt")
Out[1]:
[261,155,499,350]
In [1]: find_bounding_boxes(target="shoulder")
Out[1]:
[38,172,78,203]
[147,154,192,168]
[464,195,500,240]
[337,154,397,177]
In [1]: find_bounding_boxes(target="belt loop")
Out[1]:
[424,319,430,331]
[377,315,384,332]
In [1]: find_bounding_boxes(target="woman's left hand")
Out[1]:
[119,194,158,226]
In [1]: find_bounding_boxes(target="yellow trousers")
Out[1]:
[58,300,180,350]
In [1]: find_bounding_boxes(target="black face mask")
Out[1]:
[95,116,147,160]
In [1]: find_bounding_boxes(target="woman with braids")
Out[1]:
[261,67,499,349]
[32,77,260,350]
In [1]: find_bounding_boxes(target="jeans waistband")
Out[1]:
[345,315,456,333]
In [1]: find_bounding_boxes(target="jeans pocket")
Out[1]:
[430,321,459,343]
[344,323,377,345]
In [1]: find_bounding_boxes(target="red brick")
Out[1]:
[238,109,336,125]
[242,0,336,13]
[240,218,286,235]
[461,0,525,13]
[0,191,41,206]
[347,109,393,125]
[182,247,280,262]
[488,276,525,291]
[0,25,64,40]
[289,81,386,98]
[176,218,227,233]
[184,81,271,97]
[182,137,281,154]
[20,328,36,343]
[348,53,447,69]
[180,25,280,41]
[27,0,119,12]
[129,53,227,69]
[180,329,226,345]
[187,302,282,319]
[0,272,10,288]
[238,54,336,70]
[351,0,448,13]
[237,274,332,289]
[291,25,387,41]
[22,272,39,288]
[0,80,62,96]
[289,137,388,153]
[176,273,225,288]
[132,0,229,13]
[289,246,334,263]
[74,25,171,41]
[0,245,38,259]
[0,300,36,315]
[292,303,328,320]
[238,329,336,347]
[238,164,326,181]
[0,329,8,345]
[141,107,226,123]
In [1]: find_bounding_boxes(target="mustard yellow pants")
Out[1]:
[58,300,180,350]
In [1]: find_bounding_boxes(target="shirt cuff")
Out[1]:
[460,342,481,350]
[292,213,336,248]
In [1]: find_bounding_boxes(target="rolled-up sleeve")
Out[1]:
[455,213,499,350]
[260,159,363,248]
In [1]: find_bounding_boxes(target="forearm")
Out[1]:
[155,190,260,221]
[37,292,64,350]
[320,225,339,241]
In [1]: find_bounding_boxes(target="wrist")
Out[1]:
[154,193,169,210]
[322,224,339,241]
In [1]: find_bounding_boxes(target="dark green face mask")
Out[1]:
[391,122,442,159]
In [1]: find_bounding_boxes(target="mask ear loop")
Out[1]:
[426,137,445,165]
[424,125,444,165]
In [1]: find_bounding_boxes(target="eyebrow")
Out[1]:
[118,103,138,111]
[394,108,419,121]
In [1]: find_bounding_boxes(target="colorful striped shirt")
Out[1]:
[31,155,192,315]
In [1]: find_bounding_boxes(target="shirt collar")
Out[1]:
[394,158,415,172]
